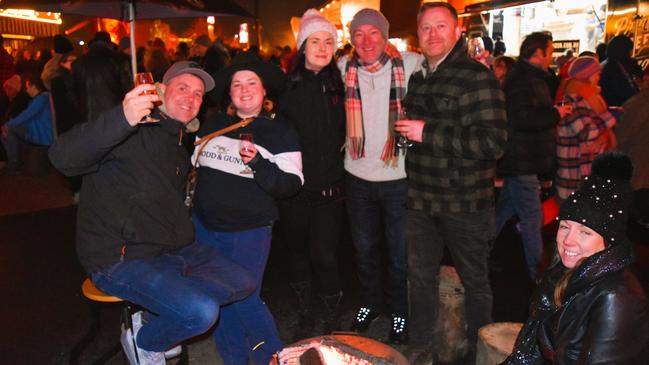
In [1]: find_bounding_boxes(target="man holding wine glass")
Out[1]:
[338,8,423,345]
[133,71,160,123]
[401,3,507,363]
[49,61,256,365]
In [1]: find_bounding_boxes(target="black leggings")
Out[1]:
[277,197,345,296]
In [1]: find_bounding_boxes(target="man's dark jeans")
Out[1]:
[407,208,494,349]
[345,173,408,316]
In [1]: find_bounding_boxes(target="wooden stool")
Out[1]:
[476,322,523,365]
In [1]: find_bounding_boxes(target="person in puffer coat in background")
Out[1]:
[555,56,616,201]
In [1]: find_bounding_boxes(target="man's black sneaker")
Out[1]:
[349,307,380,333]
[388,315,408,345]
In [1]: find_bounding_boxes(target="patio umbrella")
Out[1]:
[0,0,254,73]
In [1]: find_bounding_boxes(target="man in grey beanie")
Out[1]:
[339,7,423,345]
[349,8,390,41]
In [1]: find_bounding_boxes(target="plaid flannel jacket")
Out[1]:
[403,39,507,214]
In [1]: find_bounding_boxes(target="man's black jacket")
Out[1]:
[49,106,193,274]
[498,60,559,177]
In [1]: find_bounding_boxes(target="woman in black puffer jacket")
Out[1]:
[276,9,347,341]
[503,152,649,365]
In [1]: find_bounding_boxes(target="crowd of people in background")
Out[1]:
[2,2,649,365]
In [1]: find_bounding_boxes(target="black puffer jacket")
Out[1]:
[278,66,346,192]
[497,60,559,177]
[72,41,133,124]
[49,106,193,274]
[503,244,649,364]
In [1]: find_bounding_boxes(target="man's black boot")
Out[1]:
[320,291,343,334]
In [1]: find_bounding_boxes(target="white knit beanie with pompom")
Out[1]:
[296,9,337,50]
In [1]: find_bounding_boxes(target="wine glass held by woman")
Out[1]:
[238,132,256,164]
[502,152,649,365]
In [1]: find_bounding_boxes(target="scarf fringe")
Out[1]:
[380,135,399,166]
[347,136,365,160]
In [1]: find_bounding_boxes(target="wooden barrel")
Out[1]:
[476,322,523,365]
[433,265,468,363]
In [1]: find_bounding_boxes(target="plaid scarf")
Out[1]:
[345,43,406,166]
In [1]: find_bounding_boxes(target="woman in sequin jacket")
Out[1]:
[503,152,649,364]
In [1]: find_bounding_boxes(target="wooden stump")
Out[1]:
[433,266,468,363]
[476,322,523,365]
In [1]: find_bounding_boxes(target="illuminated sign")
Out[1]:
[239,23,248,44]
[0,9,62,24]
[553,40,580,54]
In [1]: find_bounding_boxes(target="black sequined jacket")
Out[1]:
[502,244,649,364]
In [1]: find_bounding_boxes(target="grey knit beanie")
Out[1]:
[350,8,389,40]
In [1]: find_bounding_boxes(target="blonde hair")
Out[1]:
[553,257,587,308]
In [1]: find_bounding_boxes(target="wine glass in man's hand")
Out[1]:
[134,72,159,123]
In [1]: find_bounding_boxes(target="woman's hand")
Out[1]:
[239,144,258,164]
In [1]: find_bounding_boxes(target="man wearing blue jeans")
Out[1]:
[49,61,255,365]
[496,32,571,280]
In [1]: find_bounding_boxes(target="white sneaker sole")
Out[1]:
[164,345,182,359]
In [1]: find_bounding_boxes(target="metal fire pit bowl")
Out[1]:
[269,333,409,365]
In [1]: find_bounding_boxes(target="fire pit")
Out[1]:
[270,334,408,365]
